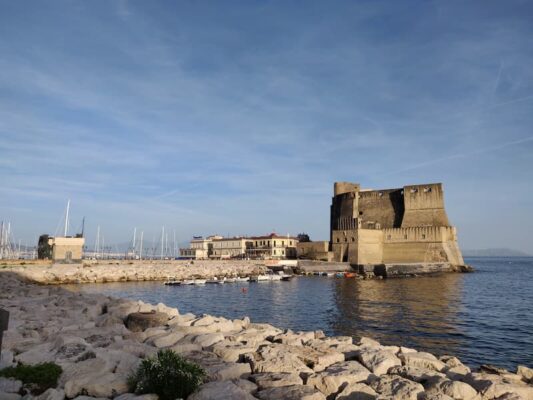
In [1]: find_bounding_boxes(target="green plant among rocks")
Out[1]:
[0,362,62,394]
[128,349,206,400]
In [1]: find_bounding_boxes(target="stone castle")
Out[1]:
[330,182,464,267]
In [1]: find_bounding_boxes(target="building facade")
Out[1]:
[180,236,221,259]
[37,234,85,262]
[211,237,252,259]
[247,234,298,259]
[330,182,464,266]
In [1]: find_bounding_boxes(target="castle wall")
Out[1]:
[356,229,383,264]
[382,226,463,264]
[401,183,450,227]
[297,241,332,261]
[330,181,464,267]
[358,189,404,229]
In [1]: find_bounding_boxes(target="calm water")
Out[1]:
[64,257,533,370]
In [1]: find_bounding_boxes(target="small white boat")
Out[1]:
[181,280,195,285]
[268,274,282,281]
[235,276,249,282]
[225,277,236,283]
[194,279,207,285]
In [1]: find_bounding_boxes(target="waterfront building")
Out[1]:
[37,234,85,262]
[180,235,221,259]
[211,237,252,259]
[247,233,298,259]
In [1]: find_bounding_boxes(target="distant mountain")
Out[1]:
[463,248,531,257]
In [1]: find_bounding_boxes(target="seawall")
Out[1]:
[0,271,531,400]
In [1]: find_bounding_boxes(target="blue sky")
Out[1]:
[1,1,532,252]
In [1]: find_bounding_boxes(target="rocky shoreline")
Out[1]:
[1,271,531,400]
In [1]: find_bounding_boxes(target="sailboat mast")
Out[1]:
[139,231,144,260]
[160,226,165,260]
[64,199,70,237]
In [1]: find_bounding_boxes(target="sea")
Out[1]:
[64,257,533,370]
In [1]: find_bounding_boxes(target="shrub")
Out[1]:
[0,362,62,394]
[128,350,206,400]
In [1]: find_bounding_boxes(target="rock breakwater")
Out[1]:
[2,260,268,285]
[0,271,531,400]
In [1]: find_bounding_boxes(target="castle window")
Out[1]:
[410,188,418,193]
[344,237,347,242]
[422,234,426,239]
[379,192,383,197]
[424,187,432,193]
[336,238,339,243]
[359,211,363,216]
[351,237,355,242]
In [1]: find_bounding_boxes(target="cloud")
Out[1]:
[1,1,532,251]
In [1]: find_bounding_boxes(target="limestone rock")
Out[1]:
[193,332,225,348]
[399,352,446,372]
[147,331,184,348]
[388,365,446,383]
[231,379,258,394]
[336,382,378,400]
[0,393,22,400]
[425,377,479,400]
[516,365,533,383]
[0,378,22,394]
[114,394,159,400]
[188,380,257,400]
[256,384,326,400]
[64,371,129,398]
[0,350,15,369]
[34,389,65,400]
[370,375,425,400]
[211,341,262,363]
[306,361,373,397]
[463,372,533,400]
[185,351,251,381]
[358,349,401,376]
[125,312,169,332]
[250,373,303,389]
[243,345,313,375]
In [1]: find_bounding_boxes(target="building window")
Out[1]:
[282,241,285,246]
[344,237,347,242]
[336,238,339,243]
[351,237,355,242]
[359,211,363,215]
[274,241,276,247]
[422,234,426,239]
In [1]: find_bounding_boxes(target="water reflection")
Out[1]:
[62,258,533,369]
[331,274,465,357]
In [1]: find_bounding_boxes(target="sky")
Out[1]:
[1,0,532,253]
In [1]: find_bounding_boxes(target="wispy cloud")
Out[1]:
[0,1,532,251]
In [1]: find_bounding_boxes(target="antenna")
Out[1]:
[64,199,70,236]
[81,217,85,237]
